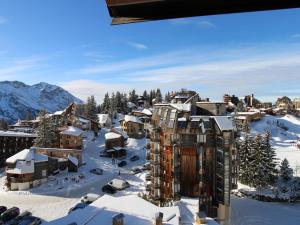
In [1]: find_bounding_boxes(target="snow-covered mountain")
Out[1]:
[0,81,83,123]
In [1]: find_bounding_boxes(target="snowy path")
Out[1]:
[231,195,300,225]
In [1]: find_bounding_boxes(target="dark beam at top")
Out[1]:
[105,0,300,25]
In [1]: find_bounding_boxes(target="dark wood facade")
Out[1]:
[0,133,36,168]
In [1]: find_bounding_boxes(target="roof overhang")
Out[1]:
[105,0,300,25]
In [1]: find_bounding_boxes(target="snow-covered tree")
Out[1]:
[34,110,58,148]
[129,89,138,105]
[164,91,171,103]
[280,158,293,182]
[155,88,162,103]
[101,93,110,114]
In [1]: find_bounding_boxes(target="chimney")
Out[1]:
[153,212,163,225]
[112,213,124,225]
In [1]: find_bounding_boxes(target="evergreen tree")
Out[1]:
[0,119,8,131]
[115,91,122,113]
[101,93,110,114]
[280,158,293,182]
[129,89,138,105]
[25,111,34,120]
[164,91,171,103]
[156,88,162,103]
[34,110,58,148]
[251,134,269,188]
[143,90,149,100]
[262,132,278,184]
[85,95,98,121]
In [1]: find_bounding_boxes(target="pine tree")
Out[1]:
[85,95,98,121]
[115,91,122,113]
[35,110,58,148]
[164,91,171,103]
[0,119,8,131]
[143,90,149,100]
[129,89,138,105]
[262,132,278,184]
[280,158,293,182]
[251,134,269,189]
[101,93,110,114]
[156,88,162,103]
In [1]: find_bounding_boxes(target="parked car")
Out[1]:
[108,179,129,190]
[80,193,100,204]
[0,207,20,223]
[118,161,127,167]
[68,203,89,214]
[131,167,143,175]
[130,155,140,162]
[102,184,117,194]
[145,173,151,181]
[9,211,32,225]
[0,207,7,215]
[143,162,151,171]
[17,216,42,225]
[90,168,103,175]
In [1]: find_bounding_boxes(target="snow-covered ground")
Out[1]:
[0,129,148,223]
[251,114,300,174]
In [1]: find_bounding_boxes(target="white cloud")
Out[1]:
[291,34,300,39]
[0,16,7,24]
[127,42,148,50]
[170,18,216,29]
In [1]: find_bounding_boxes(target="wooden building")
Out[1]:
[105,132,125,149]
[60,126,83,150]
[236,111,262,122]
[98,114,112,128]
[0,131,37,168]
[119,115,145,139]
[149,100,237,222]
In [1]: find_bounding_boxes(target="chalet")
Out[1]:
[132,108,153,123]
[6,149,49,191]
[196,102,227,116]
[0,131,37,168]
[9,119,39,133]
[50,102,77,126]
[137,96,149,108]
[119,115,145,138]
[60,126,83,150]
[74,116,100,132]
[98,114,112,128]
[150,99,237,222]
[105,132,125,149]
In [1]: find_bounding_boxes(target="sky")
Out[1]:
[0,0,300,103]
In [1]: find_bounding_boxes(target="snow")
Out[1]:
[105,132,122,140]
[98,114,110,124]
[68,155,78,166]
[251,114,300,173]
[6,149,34,164]
[133,109,152,116]
[53,110,64,116]
[127,102,136,109]
[34,154,48,163]
[6,160,34,174]
[0,130,37,138]
[123,115,143,124]
[170,103,191,112]
[214,116,234,131]
[60,126,83,137]
[46,195,180,225]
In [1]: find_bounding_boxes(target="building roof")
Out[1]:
[133,108,153,116]
[213,116,235,131]
[6,160,34,174]
[68,155,79,166]
[60,126,83,137]
[98,114,110,124]
[105,132,122,140]
[6,149,34,164]
[105,0,300,25]
[0,130,37,138]
[45,194,180,225]
[122,115,143,124]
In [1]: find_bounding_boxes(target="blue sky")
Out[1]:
[0,0,300,102]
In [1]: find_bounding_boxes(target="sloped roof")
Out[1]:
[105,132,122,140]
[0,131,37,138]
[123,115,143,124]
[213,116,234,131]
[6,149,34,164]
[170,103,191,112]
[60,126,83,137]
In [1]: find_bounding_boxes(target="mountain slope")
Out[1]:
[0,81,83,123]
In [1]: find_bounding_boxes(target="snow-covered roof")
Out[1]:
[45,195,180,225]
[110,128,129,139]
[213,116,234,131]
[133,109,152,116]
[77,116,90,123]
[0,130,37,138]
[53,110,64,116]
[60,126,83,137]
[122,115,143,124]
[235,116,247,120]
[105,132,122,140]
[127,101,136,108]
[170,103,191,112]
[237,111,259,116]
[68,155,78,166]
[6,149,34,164]
[34,154,48,163]
[6,160,34,174]
[98,114,110,124]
